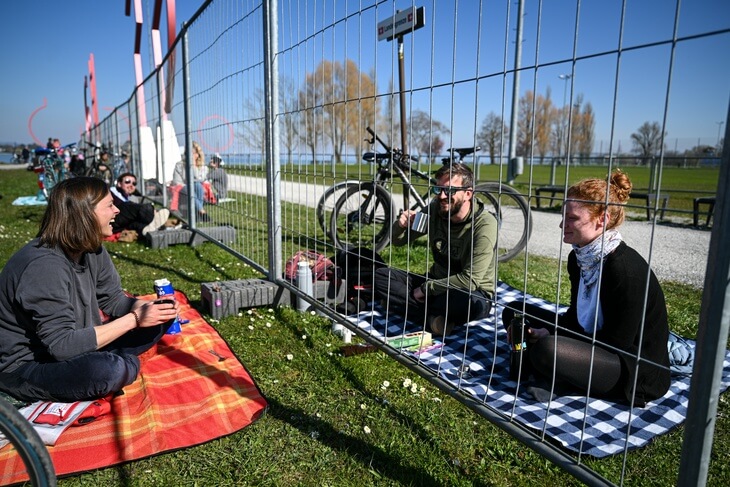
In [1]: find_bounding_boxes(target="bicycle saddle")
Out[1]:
[362,152,390,163]
[447,146,481,159]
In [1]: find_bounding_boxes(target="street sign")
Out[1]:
[377,6,425,42]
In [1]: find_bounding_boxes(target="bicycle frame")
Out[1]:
[364,127,435,212]
[329,126,531,260]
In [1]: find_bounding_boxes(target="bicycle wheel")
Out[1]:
[0,397,56,486]
[330,182,394,252]
[473,182,532,262]
[316,181,360,239]
[42,158,58,196]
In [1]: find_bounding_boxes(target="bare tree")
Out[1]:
[298,69,326,165]
[631,121,665,163]
[279,77,299,165]
[378,78,400,147]
[407,109,450,160]
[517,90,535,158]
[551,93,595,162]
[572,100,595,160]
[241,88,266,161]
[477,112,507,165]
[533,90,553,164]
[299,60,378,165]
[430,135,445,158]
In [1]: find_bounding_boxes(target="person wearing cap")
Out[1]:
[208,153,228,200]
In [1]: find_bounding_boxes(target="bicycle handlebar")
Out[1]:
[365,126,390,152]
[365,126,420,165]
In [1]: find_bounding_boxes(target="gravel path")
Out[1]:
[228,175,712,288]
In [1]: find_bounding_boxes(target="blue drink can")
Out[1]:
[154,278,181,334]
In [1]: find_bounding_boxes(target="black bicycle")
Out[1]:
[78,142,113,185]
[327,127,531,262]
[0,396,56,486]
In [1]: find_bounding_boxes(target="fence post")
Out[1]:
[133,91,143,181]
[263,0,281,281]
[128,101,139,178]
[678,107,730,486]
[181,25,195,227]
[155,62,165,191]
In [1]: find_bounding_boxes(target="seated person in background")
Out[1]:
[92,150,114,186]
[69,152,86,176]
[113,151,131,181]
[111,172,170,236]
[0,177,178,402]
[501,169,670,406]
[208,153,229,200]
[171,141,210,221]
[373,163,498,336]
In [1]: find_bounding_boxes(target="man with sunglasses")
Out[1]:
[110,172,170,237]
[374,163,498,336]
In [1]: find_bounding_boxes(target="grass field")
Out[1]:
[0,168,727,486]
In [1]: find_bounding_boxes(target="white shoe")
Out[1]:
[142,208,170,235]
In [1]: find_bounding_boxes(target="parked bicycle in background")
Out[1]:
[323,127,531,262]
[34,143,75,198]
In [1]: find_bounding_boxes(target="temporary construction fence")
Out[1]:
[87,1,730,485]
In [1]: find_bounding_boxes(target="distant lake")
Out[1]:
[0,152,24,164]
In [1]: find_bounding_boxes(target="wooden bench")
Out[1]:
[693,196,716,227]
[534,186,669,220]
[534,185,565,208]
[630,192,670,220]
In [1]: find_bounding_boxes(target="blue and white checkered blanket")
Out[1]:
[347,281,730,458]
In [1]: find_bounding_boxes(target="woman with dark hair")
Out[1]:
[0,177,178,402]
[502,169,670,406]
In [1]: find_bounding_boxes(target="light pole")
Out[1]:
[717,121,725,148]
[551,74,572,185]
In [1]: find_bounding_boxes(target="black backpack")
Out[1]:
[331,247,386,312]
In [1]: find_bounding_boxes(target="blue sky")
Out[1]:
[0,0,201,146]
[1,0,729,152]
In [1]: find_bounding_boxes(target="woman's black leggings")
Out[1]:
[502,303,626,398]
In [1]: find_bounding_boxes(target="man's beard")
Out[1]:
[438,198,464,219]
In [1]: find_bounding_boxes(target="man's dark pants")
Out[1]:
[374,267,491,328]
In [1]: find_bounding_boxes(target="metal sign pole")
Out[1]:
[377,6,425,211]
[398,35,409,210]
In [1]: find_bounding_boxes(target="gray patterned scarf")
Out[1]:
[573,229,623,297]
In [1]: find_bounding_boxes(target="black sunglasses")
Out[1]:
[123,179,137,186]
[430,185,470,196]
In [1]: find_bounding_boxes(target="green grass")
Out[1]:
[0,169,726,486]
[233,162,719,222]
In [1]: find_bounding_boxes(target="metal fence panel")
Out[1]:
[88,1,730,485]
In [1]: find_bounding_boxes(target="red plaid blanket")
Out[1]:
[0,292,267,484]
